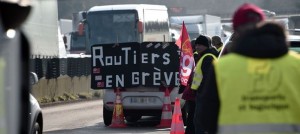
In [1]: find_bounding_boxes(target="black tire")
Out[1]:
[103,106,113,126]
[125,115,141,122]
[33,122,42,134]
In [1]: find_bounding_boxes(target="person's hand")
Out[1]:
[178,85,186,94]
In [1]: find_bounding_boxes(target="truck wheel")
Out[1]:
[125,115,141,122]
[103,106,113,126]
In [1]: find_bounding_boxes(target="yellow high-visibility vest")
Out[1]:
[191,53,217,90]
[217,46,223,52]
[215,52,300,134]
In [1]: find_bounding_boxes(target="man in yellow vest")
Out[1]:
[178,35,217,134]
[197,3,300,134]
[211,36,223,55]
[190,35,218,134]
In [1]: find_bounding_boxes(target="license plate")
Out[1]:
[130,97,156,104]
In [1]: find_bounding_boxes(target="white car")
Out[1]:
[288,35,300,53]
[29,72,43,134]
[219,34,300,57]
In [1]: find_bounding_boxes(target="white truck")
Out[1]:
[59,19,72,53]
[170,14,222,40]
[23,0,67,58]
[62,12,87,54]
[86,4,182,126]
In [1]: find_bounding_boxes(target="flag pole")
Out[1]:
[177,21,195,88]
[178,21,184,91]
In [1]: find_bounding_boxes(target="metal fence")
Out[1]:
[30,57,91,79]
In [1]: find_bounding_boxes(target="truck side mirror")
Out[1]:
[138,21,143,33]
[63,34,67,44]
[78,22,84,36]
[29,72,38,85]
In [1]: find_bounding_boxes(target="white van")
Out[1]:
[85,4,182,126]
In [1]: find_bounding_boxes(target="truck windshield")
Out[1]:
[87,10,138,45]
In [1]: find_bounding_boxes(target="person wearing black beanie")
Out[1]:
[195,35,210,48]
[194,35,215,56]
[178,34,218,134]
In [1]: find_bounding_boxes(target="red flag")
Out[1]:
[176,22,195,86]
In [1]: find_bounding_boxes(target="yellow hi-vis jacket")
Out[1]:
[214,52,300,134]
[217,46,223,53]
[191,53,217,90]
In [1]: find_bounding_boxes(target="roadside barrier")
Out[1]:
[30,57,91,80]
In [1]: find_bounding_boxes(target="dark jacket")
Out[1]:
[181,72,196,101]
[195,48,218,95]
[198,23,289,134]
[179,48,217,101]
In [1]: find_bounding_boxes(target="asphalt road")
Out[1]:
[43,99,172,134]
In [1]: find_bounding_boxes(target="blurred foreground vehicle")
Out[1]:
[0,0,32,133]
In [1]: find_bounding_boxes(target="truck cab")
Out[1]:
[82,4,172,54]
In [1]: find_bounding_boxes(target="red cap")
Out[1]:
[232,3,265,30]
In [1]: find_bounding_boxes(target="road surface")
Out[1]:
[43,99,172,134]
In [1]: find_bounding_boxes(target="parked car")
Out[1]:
[288,35,300,53]
[219,34,300,57]
[29,72,43,134]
